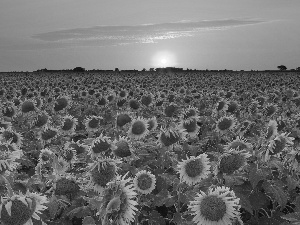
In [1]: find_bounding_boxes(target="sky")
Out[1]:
[0,0,300,71]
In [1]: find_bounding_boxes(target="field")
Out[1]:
[1,71,300,225]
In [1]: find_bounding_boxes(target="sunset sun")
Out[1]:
[152,51,176,67]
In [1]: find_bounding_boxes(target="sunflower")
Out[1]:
[215,116,237,134]
[59,115,78,136]
[64,140,88,156]
[84,115,103,133]
[127,117,149,140]
[20,99,36,115]
[86,158,121,193]
[62,147,77,164]
[0,142,22,172]
[53,95,71,113]
[118,89,128,99]
[179,117,200,139]
[224,136,252,152]
[263,103,278,118]
[216,149,251,175]
[0,190,48,225]
[0,127,23,148]
[214,99,229,113]
[38,126,59,144]
[157,126,187,147]
[188,186,241,225]
[267,133,294,158]
[98,172,138,225]
[180,106,200,121]
[177,154,210,186]
[128,99,140,110]
[133,170,156,195]
[112,136,134,159]
[226,101,239,114]
[31,110,50,129]
[1,103,17,120]
[38,148,53,165]
[264,120,278,141]
[0,120,11,130]
[147,117,158,132]
[115,112,132,128]
[140,92,154,107]
[88,134,114,158]
[164,103,178,117]
[53,175,81,201]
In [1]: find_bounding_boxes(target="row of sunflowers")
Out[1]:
[1,71,300,225]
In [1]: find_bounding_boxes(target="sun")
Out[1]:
[152,51,176,67]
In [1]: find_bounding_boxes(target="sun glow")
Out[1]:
[152,51,176,67]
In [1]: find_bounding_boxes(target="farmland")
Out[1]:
[1,71,300,225]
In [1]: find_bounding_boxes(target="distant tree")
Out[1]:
[277,65,287,71]
[142,68,146,72]
[296,67,300,71]
[115,68,119,72]
[73,67,85,72]
[149,68,154,72]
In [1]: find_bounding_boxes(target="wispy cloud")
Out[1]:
[31,19,266,47]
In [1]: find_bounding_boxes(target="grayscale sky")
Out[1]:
[0,0,300,71]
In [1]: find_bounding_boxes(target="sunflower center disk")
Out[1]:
[137,174,153,190]
[185,159,204,178]
[200,195,227,222]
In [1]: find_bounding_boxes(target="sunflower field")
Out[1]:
[1,71,300,225]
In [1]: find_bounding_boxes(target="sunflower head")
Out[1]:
[39,126,58,143]
[164,103,178,117]
[21,99,36,114]
[215,99,228,112]
[188,186,241,225]
[88,134,113,158]
[217,149,250,174]
[112,136,133,158]
[215,115,237,134]
[127,117,149,140]
[128,99,140,110]
[53,95,71,112]
[265,120,278,140]
[0,192,48,225]
[177,154,210,185]
[147,117,158,132]
[141,93,154,107]
[60,115,78,135]
[99,172,138,225]
[1,104,17,119]
[0,127,23,147]
[226,101,239,114]
[268,133,294,156]
[84,116,103,133]
[179,118,200,138]
[133,170,156,194]
[157,127,187,147]
[86,158,120,193]
[263,103,278,118]
[32,111,49,129]
[65,141,88,155]
[116,112,132,128]
[224,136,252,152]
[38,148,53,165]
[54,176,81,200]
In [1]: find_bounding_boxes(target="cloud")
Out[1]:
[31,19,266,47]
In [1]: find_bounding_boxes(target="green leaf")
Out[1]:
[249,191,268,210]
[249,164,266,189]
[223,174,245,187]
[263,181,288,209]
[67,206,92,219]
[82,216,96,225]
[286,176,299,192]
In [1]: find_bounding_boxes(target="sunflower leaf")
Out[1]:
[263,180,288,209]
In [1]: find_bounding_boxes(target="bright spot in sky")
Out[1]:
[152,51,176,67]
